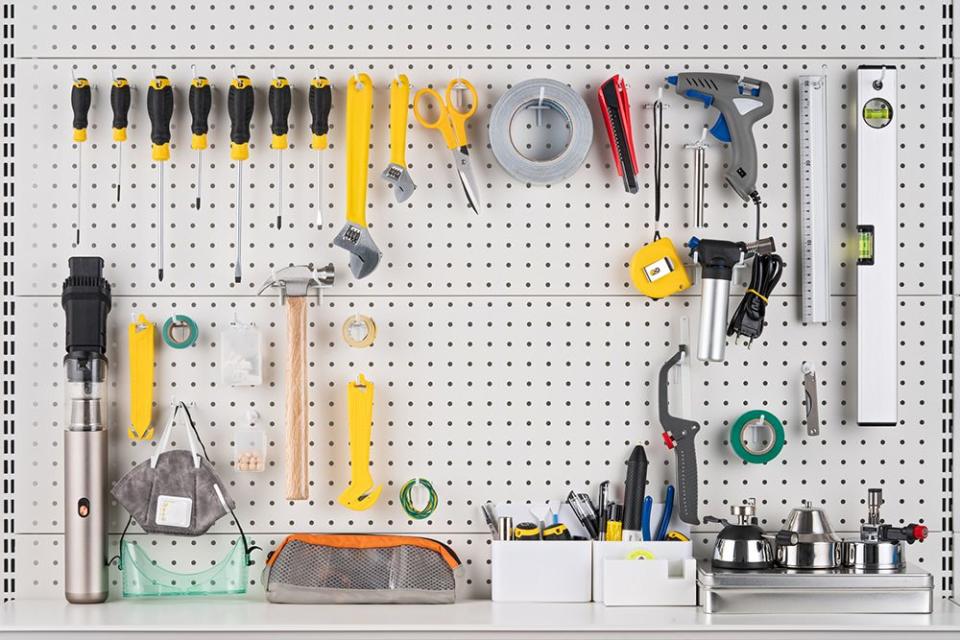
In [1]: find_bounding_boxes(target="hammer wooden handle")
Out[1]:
[285,295,309,500]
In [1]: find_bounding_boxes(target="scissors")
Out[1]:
[413,77,481,214]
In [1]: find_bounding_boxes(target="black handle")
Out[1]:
[71,78,92,135]
[268,77,292,137]
[622,445,648,531]
[147,76,174,147]
[110,79,131,132]
[188,78,212,136]
[775,530,799,546]
[702,515,729,527]
[308,77,332,144]
[228,76,255,146]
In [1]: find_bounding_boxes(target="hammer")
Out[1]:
[259,264,335,500]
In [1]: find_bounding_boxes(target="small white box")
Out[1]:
[602,557,697,606]
[491,541,592,602]
[592,541,695,606]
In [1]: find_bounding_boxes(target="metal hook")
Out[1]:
[873,66,886,90]
[191,64,198,80]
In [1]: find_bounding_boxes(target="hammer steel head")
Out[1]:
[257,263,336,298]
[381,163,417,203]
[333,223,382,279]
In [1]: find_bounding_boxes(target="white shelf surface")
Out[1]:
[2,598,960,639]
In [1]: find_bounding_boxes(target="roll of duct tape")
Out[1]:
[488,78,593,184]
[161,315,199,349]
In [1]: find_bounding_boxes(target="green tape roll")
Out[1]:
[162,315,199,349]
[730,410,785,464]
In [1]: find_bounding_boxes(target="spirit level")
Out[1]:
[856,66,897,427]
[798,74,830,324]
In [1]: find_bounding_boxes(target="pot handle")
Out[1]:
[703,515,729,527]
[775,530,799,546]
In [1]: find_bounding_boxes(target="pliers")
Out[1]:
[641,485,676,541]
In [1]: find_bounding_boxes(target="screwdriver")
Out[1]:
[70,74,91,246]
[188,70,212,211]
[268,75,292,229]
[228,73,255,284]
[110,76,131,203]
[147,75,174,282]
[308,75,332,227]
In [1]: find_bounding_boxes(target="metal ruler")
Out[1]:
[798,74,830,324]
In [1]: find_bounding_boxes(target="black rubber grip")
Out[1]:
[188,80,212,136]
[146,76,174,146]
[308,78,332,137]
[228,77,255,145]
[110,80,131,130]
[71,81,91,131]
[268,79,292,136]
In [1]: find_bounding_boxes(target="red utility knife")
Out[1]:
[598,75,639,194]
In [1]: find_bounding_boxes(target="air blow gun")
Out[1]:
[666,72,773,203]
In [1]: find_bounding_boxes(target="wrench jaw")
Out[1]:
[333,222,382,279]
[381,164,417,203]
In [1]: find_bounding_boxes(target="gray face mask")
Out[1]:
[112,404,235,536]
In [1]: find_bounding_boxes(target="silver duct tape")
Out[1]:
[488,78,593,184]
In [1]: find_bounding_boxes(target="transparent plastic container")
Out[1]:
[120,539,249,598]
[234,410,267,472]
[221,320,263,387]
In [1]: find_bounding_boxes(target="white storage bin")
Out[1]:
[592,541,695,606]
[491,541,592,602]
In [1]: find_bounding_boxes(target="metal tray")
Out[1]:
[697,559,933,614]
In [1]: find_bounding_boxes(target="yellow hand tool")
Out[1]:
[70,75,91,245]
[629,236,692,299]
[268,76,292,229]
[128,314,155,441]
[147,75,174,282]
[228,74,255,284]
[338,374,382,510]
[110,76,131,203]
[413,76,481,214]
[188,68,212,211]
[308,76,332,227]
[381,74,417,202]
[332,74,381,279]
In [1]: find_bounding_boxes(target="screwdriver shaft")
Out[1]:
[235,162,243,283]
[116,144,122,203]
[76,145,82,246]
[277,149,283,229]
[196,150,202,210]
[158,162,165,282]
[316,156,324,227]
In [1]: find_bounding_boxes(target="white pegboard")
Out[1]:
[14,2,946,58]
[13,59,948,296]
[9,0,955,607]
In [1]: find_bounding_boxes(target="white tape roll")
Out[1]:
[488,78,593,184]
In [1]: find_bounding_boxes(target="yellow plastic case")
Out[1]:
[629,237,692,299]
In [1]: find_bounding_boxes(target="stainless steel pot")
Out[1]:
[775,500,841,569]
[706,500,798,571]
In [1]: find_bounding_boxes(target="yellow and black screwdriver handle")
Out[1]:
[269,77,292,150]
[147,76,174,161]
[228,76,255,160]
[513,522,541,541]
[110,78,131,143]
[308,76,332,151]
[188,76,212,151]
[71,77,92,143]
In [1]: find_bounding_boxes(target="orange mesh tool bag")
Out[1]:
[263,534,461,604]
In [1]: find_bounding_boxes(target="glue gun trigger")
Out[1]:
[709,114,732,143]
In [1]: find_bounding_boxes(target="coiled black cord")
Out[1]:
[727,251,784,344]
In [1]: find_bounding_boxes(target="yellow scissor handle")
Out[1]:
[413,77,478,149]
[345,73,373,227]
[389,74,411,166]
[443,77,478,148]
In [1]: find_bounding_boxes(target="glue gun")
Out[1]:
[666,73,773,202]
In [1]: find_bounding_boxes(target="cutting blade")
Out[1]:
[452,147,481,215]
